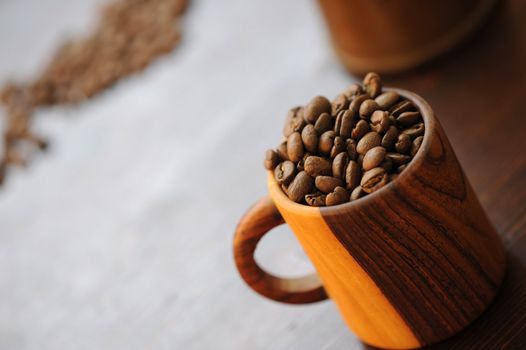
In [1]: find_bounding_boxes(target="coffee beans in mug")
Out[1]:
[264,72,426,206]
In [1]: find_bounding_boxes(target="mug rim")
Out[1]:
[268,87,436,214]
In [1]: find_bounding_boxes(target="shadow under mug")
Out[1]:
[233,89,506,349]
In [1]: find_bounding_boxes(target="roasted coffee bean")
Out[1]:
[276,140,289,160]
[346,138,358,160]
[283,106,305,137]
[304,156,331,177]
[314,112,333,134]
[305,192,326,207]
[370,110,389,133]
[287,132,304,162]
[411,136,423,156]
[304,96,331,123]
[330,136,345,158]
[397,111,421,127]
[362,146,386,171]
[361,167,388,193]
[315,176,345,193]
[334,110,354,138]
[287,171,313,202]
[274,160,296,185]
[359,99,380,119]
[348,94,369,117]
[356,131,381,155]
[380,157,393,172]
[381,125,399,149]
[343,83,363,98]
[363,72,381,98]
[332,152,348,179]
[296,153,311,171]
[386,152,411,166]
[395,133,412,153]
[345,160,361,190]
[402,122,425,139]
[301,124,318,153]
[264,149,280,170]
[357,154,364,166]
[375,91,399,110]
[350,186,365,201]
[389,100,414,117]
[326,186,349,206]
[332,94,349,116]
[351,119,369,140]
[318,130,336,155]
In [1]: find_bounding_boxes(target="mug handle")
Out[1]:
[233,196,328,304]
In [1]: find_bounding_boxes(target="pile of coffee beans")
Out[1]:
[264,73,425,207]
[0,0,188,185]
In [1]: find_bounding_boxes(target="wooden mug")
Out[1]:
[233,89,506,349]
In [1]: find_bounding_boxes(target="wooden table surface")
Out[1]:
[0,0,524,349]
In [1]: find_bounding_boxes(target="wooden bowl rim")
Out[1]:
[268,87,436,215]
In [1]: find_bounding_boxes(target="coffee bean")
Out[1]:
[362,146,386,171]
[283,106,305,137]
[397,111,422,127]
[274,160,296,185]
[411,136,423,156]
[301,124,318,153]
[390,100,414,117]
[315,176,345,193]
[343,83,363,98]
[296,152,311,171]
[345,160,361,190]
[370,110,389,133]
[386,152,411,166]
[287,132,304,162]
[304,156,331,177]
[305,192,326,207]
[314,112,333,134]
[375,91,399,110]
[264,149,280,170]
[335,110,354,138]
[330,136,345,158]
[359,99,380,119]
[351,119,370,140]
[356,131,381,154]
[380,157,393,172]
[287,171,314,202]
[357,154,364,166]
[346,138,358,160]
[402,122,425,139]
[361,167,388,193]
[381,125,399,149]
[350,186,365,201]
[318,130,336,155]
[326,186,349,206]
[276,140,289,160]
[332,152,348,179]
[395,133,412,153]
[348,94,369,118]
[363,72,381,98]
[304,96,331,123]
[332,94,349,116]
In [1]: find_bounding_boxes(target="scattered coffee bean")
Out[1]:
[375,91,399,110]
[266,73,425,206]
[411,136,423,156]
[304,96,331,123]
[356,131,381,155]
[264,149,280,170]
[304,156,331,177]
[326,186,349,206]
[301,124,318,153]
[362,146,386,171]
[315,176,345,194]
[395,133,412,153]
[361,167,388,193]
[287,171,314,203]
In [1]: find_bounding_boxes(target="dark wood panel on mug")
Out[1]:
[356,0,526,348]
